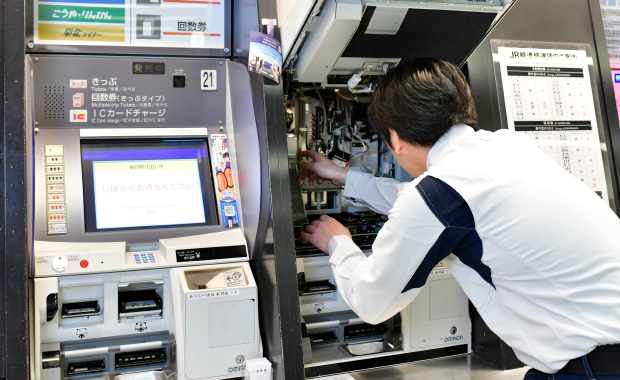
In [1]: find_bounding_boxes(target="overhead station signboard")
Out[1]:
[33,0,226,49]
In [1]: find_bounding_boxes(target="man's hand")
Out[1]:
[298,150,348,186]
[299,215,352,253]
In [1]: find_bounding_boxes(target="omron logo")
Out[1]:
[444,335,464,343]
[70,110,87,122]
[228,365,245,373]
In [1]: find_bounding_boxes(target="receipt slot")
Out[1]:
[170,262,261,379]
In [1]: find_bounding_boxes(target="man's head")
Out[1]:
[368,57,477,149]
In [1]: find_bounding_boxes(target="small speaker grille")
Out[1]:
[44,86,65,119]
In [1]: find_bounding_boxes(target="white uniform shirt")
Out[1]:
[329,124,620,373]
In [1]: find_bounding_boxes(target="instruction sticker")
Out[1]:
[210,134,240,228]
[187,289,240,300]
[222,268,246,287]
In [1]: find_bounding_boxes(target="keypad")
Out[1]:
[132,253,158,265]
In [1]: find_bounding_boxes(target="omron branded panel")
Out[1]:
[31,55,226,129]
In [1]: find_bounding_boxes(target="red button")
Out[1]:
[80,260,89,268]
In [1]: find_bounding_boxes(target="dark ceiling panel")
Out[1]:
[342,6,497,65]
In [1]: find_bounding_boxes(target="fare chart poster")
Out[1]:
[601,0,620,61]
[496,45,610,203]
[34,0,226,48]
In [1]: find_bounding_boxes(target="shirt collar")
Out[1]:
[427,124,475,169]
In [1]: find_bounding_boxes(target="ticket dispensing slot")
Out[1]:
[59,333,170,378]
[61,300,101,319]
[115,348,167,370]
[343,320,397,356]
[344,322,388,342]
[118,281,164,321]
[308,330,339,345]
[304,314,401,359]
[302,280,336,296]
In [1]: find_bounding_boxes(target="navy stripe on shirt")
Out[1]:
[401,176,494,292]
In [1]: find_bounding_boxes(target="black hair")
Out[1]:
[367,57,478,148]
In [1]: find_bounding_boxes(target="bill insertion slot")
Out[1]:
[61,301,101,319]
[66,359,105,375]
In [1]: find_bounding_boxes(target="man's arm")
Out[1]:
[298,150,408,215]
[343,170,408,215]
[302,184,447,324]
[298,150,348,186]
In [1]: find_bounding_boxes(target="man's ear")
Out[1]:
[389,129,404,154]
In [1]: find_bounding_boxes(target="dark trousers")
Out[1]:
[524,354,620,380]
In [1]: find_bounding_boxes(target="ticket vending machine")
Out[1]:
[28,55,266,379]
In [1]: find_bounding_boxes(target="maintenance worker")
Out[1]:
[298,57,620,380]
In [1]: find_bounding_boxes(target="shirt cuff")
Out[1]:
[343,170,374,203]
[328,235,363,266]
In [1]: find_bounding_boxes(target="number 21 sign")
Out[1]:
[201,70,217,91]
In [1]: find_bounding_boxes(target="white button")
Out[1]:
[52,256,69,272]
[45,145,64,156]
[46,156,63,164]
[48,214,66,223]
[47,184,65,192]
[48,194,65,202]
[46,165,64,174]
[48,224,67,234]
[48,203,66,213]
[46,175,64,183]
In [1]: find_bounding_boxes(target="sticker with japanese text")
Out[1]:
[211,134,239,228]
[220,200,239,228]
[34,0,225,49]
